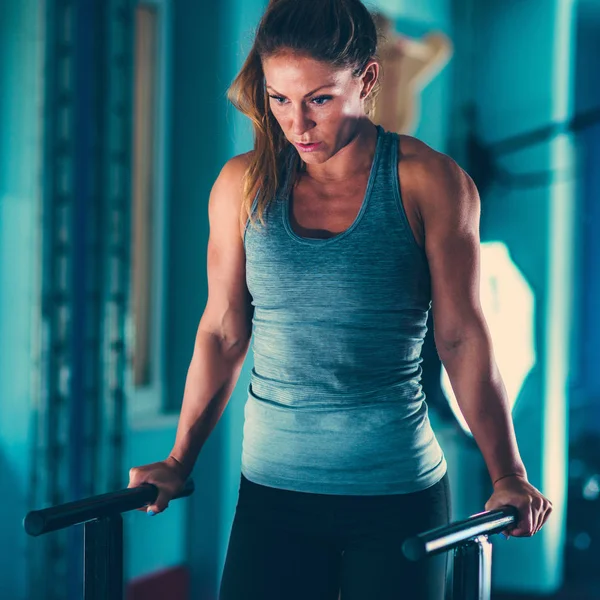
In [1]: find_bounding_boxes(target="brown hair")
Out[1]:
[227,0,381,229]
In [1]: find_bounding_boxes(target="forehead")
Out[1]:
[262,52,351,92]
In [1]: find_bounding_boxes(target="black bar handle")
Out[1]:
[402,505,519,561]
[23,478,195,537]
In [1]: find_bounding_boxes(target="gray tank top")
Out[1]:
[241,125,446,495]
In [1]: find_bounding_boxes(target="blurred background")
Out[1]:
[1,0,600,598]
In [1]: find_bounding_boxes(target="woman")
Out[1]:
[127,0,552,598]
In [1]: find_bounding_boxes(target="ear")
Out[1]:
[360,60,379,98]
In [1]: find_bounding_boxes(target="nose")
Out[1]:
[290,104,315,137]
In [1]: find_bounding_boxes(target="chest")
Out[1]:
[289,177,369,240]
[288,174,424,247]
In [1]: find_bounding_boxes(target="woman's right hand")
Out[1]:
[127,457,187,515]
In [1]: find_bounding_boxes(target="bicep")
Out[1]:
[421,158,487,352]
[198,155,254,354]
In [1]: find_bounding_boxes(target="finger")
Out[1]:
[146,488,173,515]
[510,504,534,536]
[503,505,522,536]
[145,502,166,515]
[534,501,547,535]
[532,497,551,534]
[530,498,544,534]
[534,503,553,535]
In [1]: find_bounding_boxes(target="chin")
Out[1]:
[299,154,329,165]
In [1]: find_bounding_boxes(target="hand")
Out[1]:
[127,457,187,515]
[484,475,552,539]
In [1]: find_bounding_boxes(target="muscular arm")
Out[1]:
[407,142,527,485]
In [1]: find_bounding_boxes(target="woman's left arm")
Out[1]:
[411,145,553,538]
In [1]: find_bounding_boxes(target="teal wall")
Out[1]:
[0,1,42,597]
[468,0,574,592]
[571,0,600,435]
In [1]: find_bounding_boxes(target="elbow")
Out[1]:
[227,334,252,360]
[434,328,471,361]
[435,335,465,357]
[434,325,492,365]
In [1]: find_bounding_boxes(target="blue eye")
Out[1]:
[268,95,332,106]
[268,95,286,104]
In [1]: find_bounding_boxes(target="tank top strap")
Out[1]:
[374,127,399,183]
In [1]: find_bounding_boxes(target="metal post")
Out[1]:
[84,515,123,600]
[452,534,492,600]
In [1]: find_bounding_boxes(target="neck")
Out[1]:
[303,120,378,185]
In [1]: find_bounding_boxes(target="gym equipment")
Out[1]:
[24,479,195,600]
[24,480,516,600]
[403,505,519,600]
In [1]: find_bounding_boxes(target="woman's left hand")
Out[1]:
[484,475,553,539]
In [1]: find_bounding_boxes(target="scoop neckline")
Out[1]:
[282,125,384,245]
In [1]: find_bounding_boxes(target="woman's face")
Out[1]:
[261,50,377,163]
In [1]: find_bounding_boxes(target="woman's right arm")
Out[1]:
[167,153,255,481]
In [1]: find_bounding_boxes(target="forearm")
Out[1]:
[438,332,527,485]
[169,330,250,480]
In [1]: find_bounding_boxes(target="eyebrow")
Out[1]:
[265,83,336,98]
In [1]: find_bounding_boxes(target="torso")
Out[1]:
[240,136,426,249]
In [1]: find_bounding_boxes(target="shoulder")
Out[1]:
[214,150,258,199]
[396,134,475,198]
[210,151,257,235]
[217,150,254,182]
[396,134,479,229]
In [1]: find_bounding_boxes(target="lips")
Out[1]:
[296,141,322,152]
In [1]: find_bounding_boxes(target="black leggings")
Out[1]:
[219,473,451,600]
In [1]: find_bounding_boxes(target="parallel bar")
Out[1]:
[23,479,195,537]
[402,505,518,561]
[84,515,123,600]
